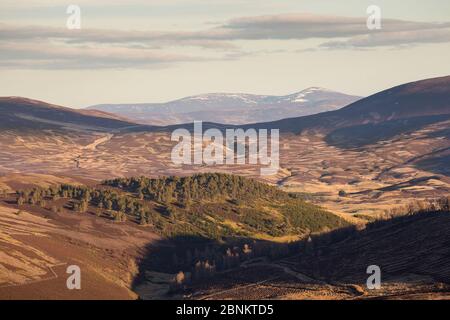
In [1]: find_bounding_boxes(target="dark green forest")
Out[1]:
[16,173,347,240]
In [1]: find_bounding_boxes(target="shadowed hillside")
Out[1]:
[182,200,450,300]
[0,97,143,132]
[284,206,450,284]
[0,173,352,299]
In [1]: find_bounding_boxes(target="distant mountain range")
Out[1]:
[86,88,361,125]
[1,77,449,141]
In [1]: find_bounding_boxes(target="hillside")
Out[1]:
[87,88,360,125]
[14,173,347,241]
[0,173,348,299]
[185,200,450,300]
[292,206,450,285]
[3,175,447,300]
[0,97,142,132]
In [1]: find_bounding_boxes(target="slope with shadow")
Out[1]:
[186,205,450,300]
[0,173,349,299]
[285,208,450,285]
[246,76,450,149]
[0,97,145,132]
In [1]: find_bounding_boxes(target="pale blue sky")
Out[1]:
[0,0,449,107]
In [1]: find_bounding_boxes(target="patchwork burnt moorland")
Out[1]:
[0,76,449,300]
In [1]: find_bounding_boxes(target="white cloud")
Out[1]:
[320,27,450,49]
[1,12,449,69]
[0,41,201,69]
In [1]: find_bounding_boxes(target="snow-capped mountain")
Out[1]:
[86,88,361,125]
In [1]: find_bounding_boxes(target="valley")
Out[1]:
[1,0,450,303]
[0,117,447,218]
[0,76,449,300]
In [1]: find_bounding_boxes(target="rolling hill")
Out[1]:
[0,97,142,132]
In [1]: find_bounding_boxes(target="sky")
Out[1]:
[0,0,449,108]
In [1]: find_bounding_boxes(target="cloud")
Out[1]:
[3,13,449,43]
[215,14,450,50]
[0,24,236,49]
[320,27,450,49]
[1,12,449,69]
[0,41,202,69]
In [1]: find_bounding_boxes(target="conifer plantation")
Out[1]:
[16,173,347,240]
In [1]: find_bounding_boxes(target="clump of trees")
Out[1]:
[13,173,349,246]
[15,184,148,224]
[103,173,289,205]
